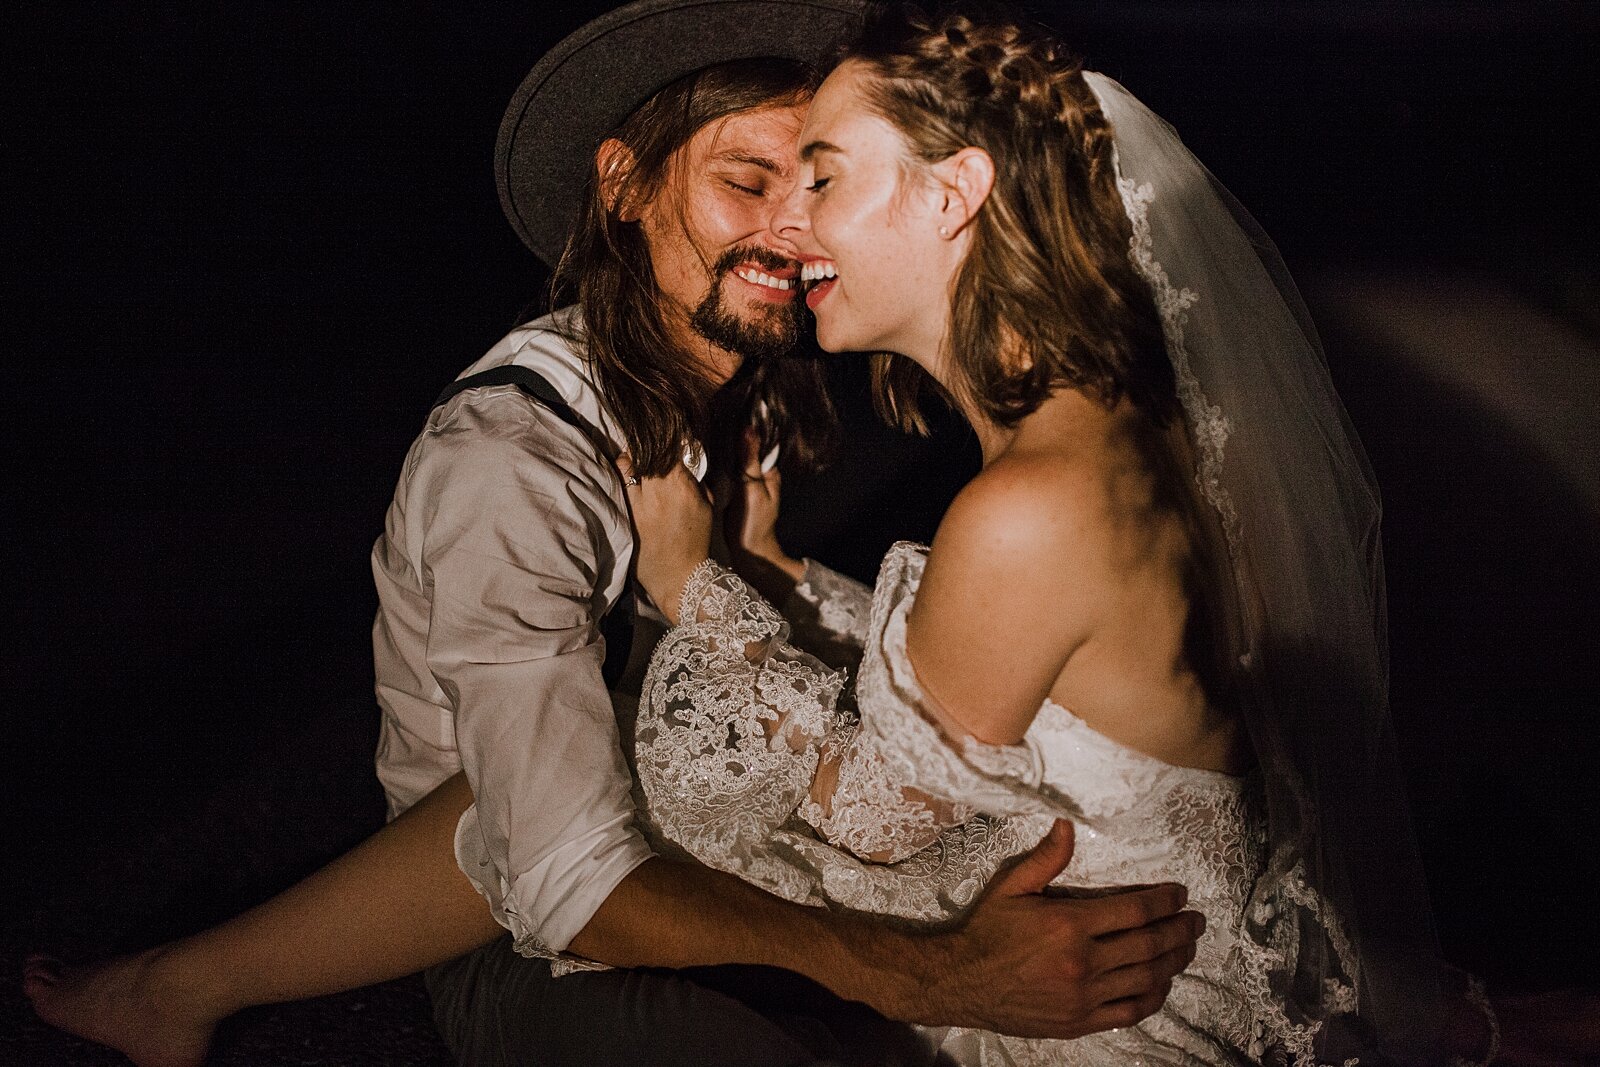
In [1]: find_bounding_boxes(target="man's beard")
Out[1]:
[689,245,804,363]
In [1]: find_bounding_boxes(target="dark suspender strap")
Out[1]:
[431,363,634,688]
[432,364,581,428]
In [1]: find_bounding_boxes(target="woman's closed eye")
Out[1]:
[725,179,765,197]
[806,176,831,193]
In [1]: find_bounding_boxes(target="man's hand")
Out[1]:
[906,821,1203,1037]
[618,453,712,623]
[571,823,1200,1041]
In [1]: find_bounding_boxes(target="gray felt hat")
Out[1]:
[496,0,864,266]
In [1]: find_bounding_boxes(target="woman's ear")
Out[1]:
[596,138,640,221]
[932,146,995,238]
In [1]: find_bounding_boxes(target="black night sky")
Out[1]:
[6,3,1598,1063]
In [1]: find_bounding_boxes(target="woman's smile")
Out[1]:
[798,258,839,309]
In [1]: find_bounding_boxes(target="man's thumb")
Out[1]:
[996,819,1074,896]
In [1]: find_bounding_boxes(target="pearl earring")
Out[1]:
[938,225,950,238]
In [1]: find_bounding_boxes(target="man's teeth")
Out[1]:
[799,261,839,284]
[734,267,793,291]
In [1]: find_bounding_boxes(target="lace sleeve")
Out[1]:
[636,559,976,879]
[797,721,974,864]
[634,560,844,901]
[778,558,873,670]
[634,554,1046,929]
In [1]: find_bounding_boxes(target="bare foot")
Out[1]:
[23,947,219,1067]
[1494,989,1600,1067]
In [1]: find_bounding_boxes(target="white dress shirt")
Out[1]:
[372,308,656,954]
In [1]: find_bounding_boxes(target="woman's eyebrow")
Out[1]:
[799,140,843,162]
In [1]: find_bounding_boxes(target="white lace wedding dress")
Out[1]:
[634,544,1357,1067]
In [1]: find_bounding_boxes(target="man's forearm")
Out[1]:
[566,856,937,1021]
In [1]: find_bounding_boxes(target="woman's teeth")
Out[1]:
[733,267,793,291]
[799,261,838,285]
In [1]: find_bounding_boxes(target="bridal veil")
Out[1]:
[1087,71,1464,1063]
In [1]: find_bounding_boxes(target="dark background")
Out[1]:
[6,2,1597,1063]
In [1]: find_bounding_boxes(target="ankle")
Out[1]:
[139,940,242,1023]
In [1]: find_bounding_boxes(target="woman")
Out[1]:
[618,5,1513,1064]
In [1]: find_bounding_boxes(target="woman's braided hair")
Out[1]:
[846,3,1176,431]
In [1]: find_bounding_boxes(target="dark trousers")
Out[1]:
[425,936,929,1067]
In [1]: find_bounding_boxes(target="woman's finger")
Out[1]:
[616,453,641,491]
[739,429,764,479]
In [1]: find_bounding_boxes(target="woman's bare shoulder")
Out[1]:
[907,450,1119,743]
[932,449,1119,579]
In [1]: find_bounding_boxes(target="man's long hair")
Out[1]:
[550,58,836,478]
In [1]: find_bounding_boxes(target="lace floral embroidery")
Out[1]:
[798,721,975,864]
[1117,174,1241,553]
[633,562,840,899]
[846,546,1361,1066]
[636,560,1027,920]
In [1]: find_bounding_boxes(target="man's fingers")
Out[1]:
[1080,989,1168,1034]
[993,820,1075,897]
[1079,882,1189,938]
[1090,939,1197,1005]
[1092,909,1203,973]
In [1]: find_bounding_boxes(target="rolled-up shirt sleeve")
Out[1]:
[408,405,653,955]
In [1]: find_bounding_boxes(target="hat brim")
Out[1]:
[496,0,863,267]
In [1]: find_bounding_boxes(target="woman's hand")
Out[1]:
[724,430,805,603]
[618,454,712,625]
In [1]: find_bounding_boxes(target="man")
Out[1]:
[24,3,1201,1064]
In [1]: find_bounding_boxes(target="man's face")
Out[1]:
[637,101,809,381]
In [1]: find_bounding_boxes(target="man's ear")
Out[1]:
[932,146,995,238]
[596,138,640,221]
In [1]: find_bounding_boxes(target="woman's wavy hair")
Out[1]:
[549,58,836,477]
[845,3,1176,433]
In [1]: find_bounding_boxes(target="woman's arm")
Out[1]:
[617,455,1203,1036]
[721,441,873,667]
[639,559,961,867]
[626,456,969,866]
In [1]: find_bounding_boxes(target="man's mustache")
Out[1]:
[709,244,800,279]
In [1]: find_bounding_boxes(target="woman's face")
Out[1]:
[775,61,963,361]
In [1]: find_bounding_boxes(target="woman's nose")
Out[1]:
[770,180,809,241]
